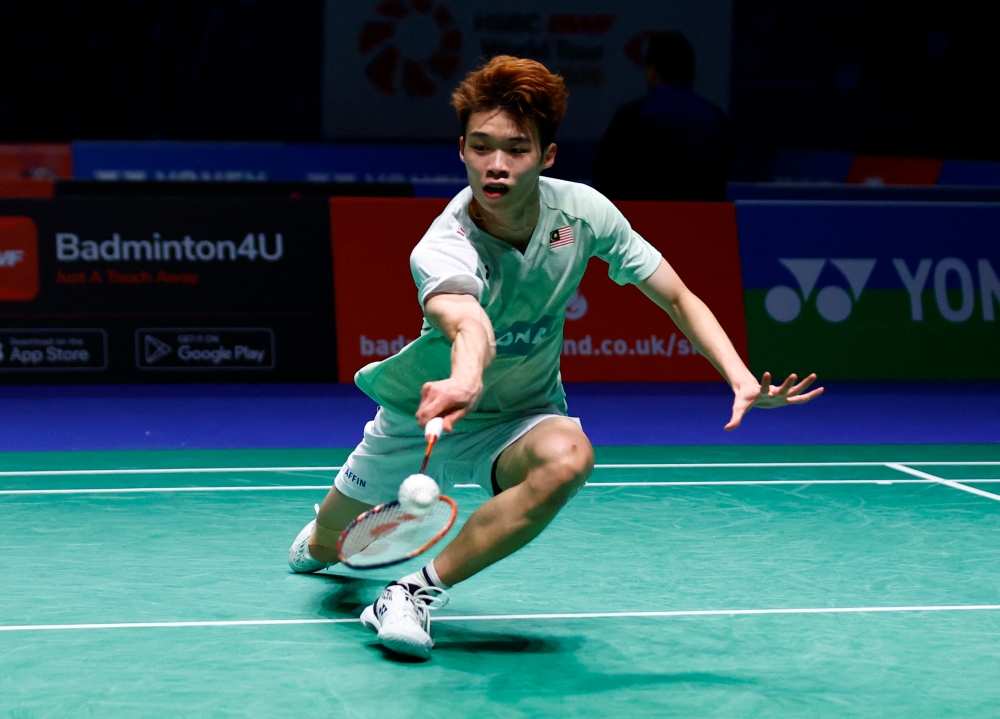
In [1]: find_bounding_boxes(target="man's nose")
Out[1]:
[486,151,509,175]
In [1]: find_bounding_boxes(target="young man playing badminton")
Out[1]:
[289,55,823,659]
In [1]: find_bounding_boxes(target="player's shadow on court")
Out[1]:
[367,627,564,664]
[311,574,387,617]
[426,625,565,655]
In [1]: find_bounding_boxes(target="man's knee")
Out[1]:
[528,428,594,507]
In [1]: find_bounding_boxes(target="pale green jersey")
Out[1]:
[355,177,662,426]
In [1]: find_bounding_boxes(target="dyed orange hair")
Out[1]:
[451,56,569,149]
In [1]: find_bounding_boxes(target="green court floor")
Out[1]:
[2,445,999,718]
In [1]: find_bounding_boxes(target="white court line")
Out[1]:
[0,485,331,496]
[886,463,1000,503]
[581,479,933,487]
[2,460,1000,478]
[3,478,972,497]
[3,603,1000,633]
[0,466,342,478]
[7,478,999,497]
[593,461,1000,469]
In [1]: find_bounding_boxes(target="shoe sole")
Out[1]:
[377,629,432,660]
[360,605,432,660]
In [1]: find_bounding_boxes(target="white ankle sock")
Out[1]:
[398,560,451,591]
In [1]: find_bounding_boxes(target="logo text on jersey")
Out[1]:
[495,316,556,356]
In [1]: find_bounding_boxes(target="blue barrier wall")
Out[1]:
[72,142,285,182]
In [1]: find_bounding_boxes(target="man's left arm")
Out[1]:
[636,258,823,430]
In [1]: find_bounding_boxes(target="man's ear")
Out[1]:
[542,142,557,170]
[458,136,466,163]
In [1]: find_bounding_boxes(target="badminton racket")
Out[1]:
[337,418,457,569]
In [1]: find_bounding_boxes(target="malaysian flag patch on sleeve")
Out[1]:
[549,226,574,249]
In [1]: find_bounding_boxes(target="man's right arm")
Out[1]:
[415,292,496,431]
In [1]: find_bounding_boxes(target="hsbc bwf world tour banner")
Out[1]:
[738,201,1000,380]
[322,0,732,141]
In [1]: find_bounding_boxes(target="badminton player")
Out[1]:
[288,55,823,659]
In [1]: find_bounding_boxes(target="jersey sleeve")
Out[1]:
[410,232,485,310]
[590,194,662,286]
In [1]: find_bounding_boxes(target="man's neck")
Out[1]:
[470,189,540,250]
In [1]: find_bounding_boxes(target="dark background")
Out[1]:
[0,0,323,143]
[731,1,1000,179]
[2,1,997,180]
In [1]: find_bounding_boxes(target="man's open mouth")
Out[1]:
[483,184,509,199]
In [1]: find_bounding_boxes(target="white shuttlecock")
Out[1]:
[425,417,444,439]
[398,473,440,516]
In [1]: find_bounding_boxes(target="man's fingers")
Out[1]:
[759,371,772,395]
[416,392,452,426]
[441,407,466,433]
[772,373,797,396]
[786,386,824,404]
[725,401,749,431]
[787,373,817,396]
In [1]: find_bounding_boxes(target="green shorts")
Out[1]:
[333,406,581,507]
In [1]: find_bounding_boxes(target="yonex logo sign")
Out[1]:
[766,258,876,323]
[895,258,1000,322]
[766,257,1000,324]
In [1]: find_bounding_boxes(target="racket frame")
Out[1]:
[336,495,458,569]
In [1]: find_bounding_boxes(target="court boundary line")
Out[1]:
[3,460,1000,479]
[886,463,1000,503]
[4,603,1000,633]
[9,478,1000,497]
[6,477,1000,497]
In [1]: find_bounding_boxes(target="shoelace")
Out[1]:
[408,586,450,633]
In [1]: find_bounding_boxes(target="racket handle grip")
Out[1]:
[425,417,444,440]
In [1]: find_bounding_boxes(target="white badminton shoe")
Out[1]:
[287,505,329,574]
[360,582,449,660]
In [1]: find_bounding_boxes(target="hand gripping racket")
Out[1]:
[337,418,457,569]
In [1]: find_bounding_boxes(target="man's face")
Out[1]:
[459,108,555,211]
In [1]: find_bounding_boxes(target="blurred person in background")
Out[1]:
[593,31,731,201]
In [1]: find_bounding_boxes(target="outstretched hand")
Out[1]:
[725,372,824,431]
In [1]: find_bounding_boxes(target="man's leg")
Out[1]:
[308,487,373,565]
[431,416,594,586]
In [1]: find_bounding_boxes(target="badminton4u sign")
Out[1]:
[738,202,1000,380]
[0,197,336,383]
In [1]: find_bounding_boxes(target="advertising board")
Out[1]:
[322,0,732,141]
[331,197,746,383]
[562,201,746,381]
[0,198,336,382]
[738,201,1000,380]
[0,144,72,180]
[72,141,284,182]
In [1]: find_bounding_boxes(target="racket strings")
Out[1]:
[338,498,455,568]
